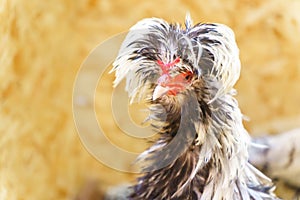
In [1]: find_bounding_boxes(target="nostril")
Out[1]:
[157,74,170,86]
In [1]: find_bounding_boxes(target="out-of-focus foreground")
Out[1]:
[1,0,300,199]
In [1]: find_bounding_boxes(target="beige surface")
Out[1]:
[1,0,300,199]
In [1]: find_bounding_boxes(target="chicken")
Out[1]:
[111,15,279,200]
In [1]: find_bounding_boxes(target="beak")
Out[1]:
[153,85,169,100]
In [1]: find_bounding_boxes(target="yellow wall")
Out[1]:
[1,0,300,199]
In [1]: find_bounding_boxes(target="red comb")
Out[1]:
[157,57,180,73]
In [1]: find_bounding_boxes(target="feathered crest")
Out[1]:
[112,15,241,103]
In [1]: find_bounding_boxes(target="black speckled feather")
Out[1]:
[112,15,279,200]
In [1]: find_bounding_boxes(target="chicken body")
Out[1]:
[112,15,278,200]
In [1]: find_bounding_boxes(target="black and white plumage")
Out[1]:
[112,15,279,200]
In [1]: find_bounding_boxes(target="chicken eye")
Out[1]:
[184,72,193,81]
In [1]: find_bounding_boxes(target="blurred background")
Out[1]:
[1,0,300,199]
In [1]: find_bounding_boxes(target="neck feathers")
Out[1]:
[131,87,277,200]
